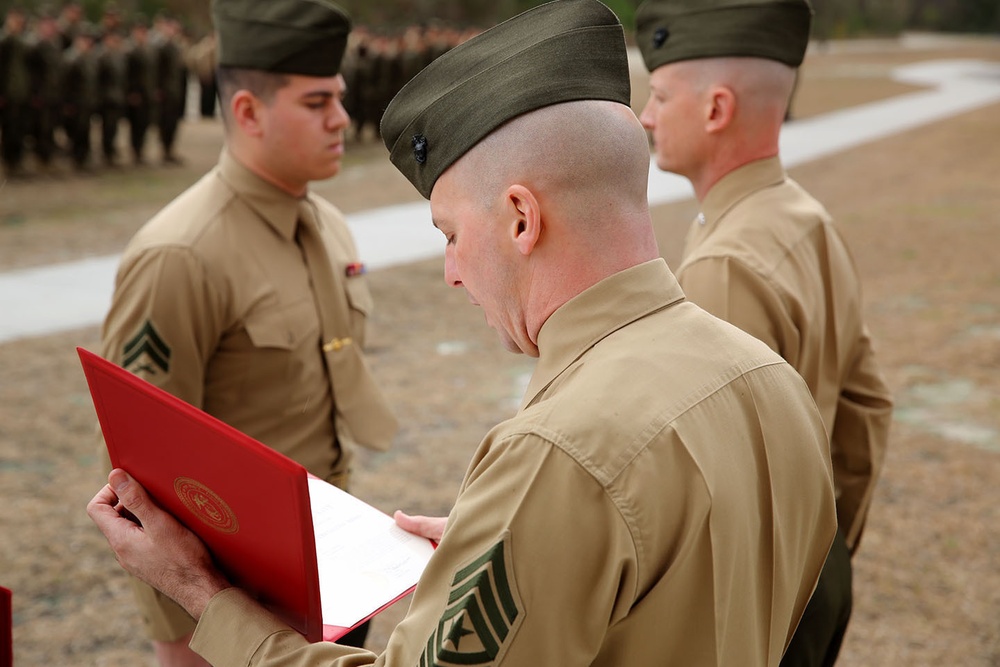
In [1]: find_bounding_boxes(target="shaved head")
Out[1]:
[449,99,652,236]
[677,56,796,122]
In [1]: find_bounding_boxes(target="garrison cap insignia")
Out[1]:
[421,536,523,666]
[122,320,171,376]
[412,134,428,164]
[652,27,669,48]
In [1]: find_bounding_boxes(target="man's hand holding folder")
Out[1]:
[78,346,437,642]
[88,469,231,621]
[88,470,448,625]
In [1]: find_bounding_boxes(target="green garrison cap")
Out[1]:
[380,0,631,200]
[636,0,813,72]
[211,0,351,77]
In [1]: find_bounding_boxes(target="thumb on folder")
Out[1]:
[393,511,447,544]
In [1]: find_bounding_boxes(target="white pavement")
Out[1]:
[1,59,999,345]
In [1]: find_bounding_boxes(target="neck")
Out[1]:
[525,215,659,351]
[227,140,308,197]
[692,128,780,202]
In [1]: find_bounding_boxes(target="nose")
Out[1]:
[444,246,462,288]
[328,98,350,132]
[638,101,653,130]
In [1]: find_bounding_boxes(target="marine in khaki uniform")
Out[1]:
[635,1,894,664]
[99,0,397,664]
[88,1,837,665]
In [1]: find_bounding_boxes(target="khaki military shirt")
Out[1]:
[190,259,836,667]
[101,150,394,641]
[102,148,382,480]
[677,156,893,550]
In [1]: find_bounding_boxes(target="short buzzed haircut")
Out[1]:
[215,66,290,126]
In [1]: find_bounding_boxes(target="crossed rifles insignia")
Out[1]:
[421,536,523,667]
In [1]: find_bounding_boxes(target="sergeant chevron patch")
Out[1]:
[122,320,172,376]
[421,535,523,667]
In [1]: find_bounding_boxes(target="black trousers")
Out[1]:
[26,102,59,165]
[1,102,28,170]
[127,102,150,160]
[199,79,216,118]
[158,100,182,157]
[63,107,92,168]
[100,103,124,161]
[781,528,853,667]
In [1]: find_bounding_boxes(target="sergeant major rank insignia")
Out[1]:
[122,320,172,377]
[421,535,523,666]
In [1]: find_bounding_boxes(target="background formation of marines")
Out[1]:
[341,23,478,141]
[0,3,187,177]
[0,3,477,180]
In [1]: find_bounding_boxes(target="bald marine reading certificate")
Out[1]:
[78,347,435,643]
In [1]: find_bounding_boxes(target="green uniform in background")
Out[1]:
[152,23,185,163]
[124,22,155,165]
[0,11,31,176]
[25,22,64,168]
[96,31,128,165]
[61,31,98,169]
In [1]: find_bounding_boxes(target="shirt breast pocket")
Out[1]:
[244,298,320,351]
[206,298,321,411]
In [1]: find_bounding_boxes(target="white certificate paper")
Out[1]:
[308,477,436,629]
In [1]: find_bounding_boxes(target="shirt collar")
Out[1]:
[217,149,304,241]
[521,259,686,411]
[699,156,786,231]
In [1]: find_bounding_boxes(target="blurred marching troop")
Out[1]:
[0,2,479,180]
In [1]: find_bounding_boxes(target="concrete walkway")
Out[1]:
[2,59,999,345]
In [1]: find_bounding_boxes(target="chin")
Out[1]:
[308,163,341,182]
[499,339,525,355]
[325,157,343,173]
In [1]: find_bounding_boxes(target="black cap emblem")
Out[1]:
[653,27,669,48]
[412,134,428,164]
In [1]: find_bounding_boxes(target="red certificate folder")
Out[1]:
[1,586,11,667]
[78,347,430,643]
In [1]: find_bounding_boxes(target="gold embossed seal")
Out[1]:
[174,477,239,534]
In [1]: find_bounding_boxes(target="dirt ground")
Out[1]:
[1,35,999,666]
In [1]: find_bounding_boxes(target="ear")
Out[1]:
[705,85,736,134]
[231,90,264,138]
[505,184,542,257]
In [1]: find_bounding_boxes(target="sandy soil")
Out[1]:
[1,35,999,666]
